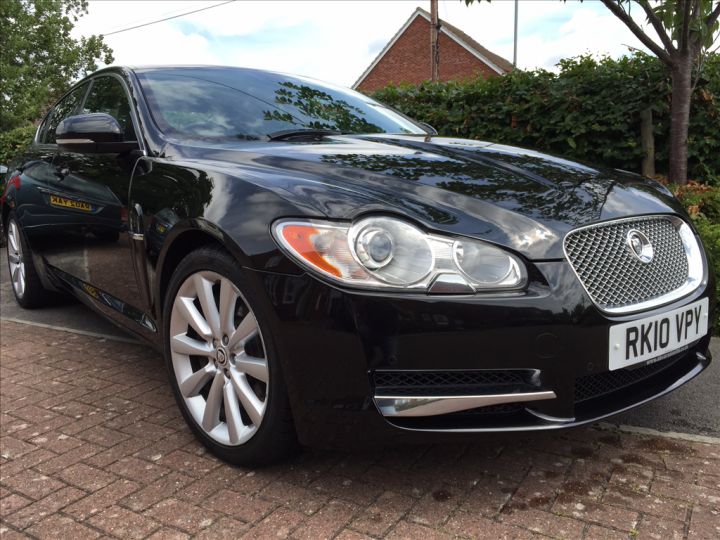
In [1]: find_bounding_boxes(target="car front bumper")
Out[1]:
[246,256,715,449]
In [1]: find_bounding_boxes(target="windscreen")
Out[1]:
[136,67,426,140]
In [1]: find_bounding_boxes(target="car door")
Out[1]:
[13,83,90,260]
[49,74,153,332]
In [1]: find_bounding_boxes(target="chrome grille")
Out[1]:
[564,217,688,311]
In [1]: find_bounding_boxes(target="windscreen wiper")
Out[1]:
[263,129,355,141]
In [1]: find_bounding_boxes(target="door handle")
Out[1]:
[128,201,153,313]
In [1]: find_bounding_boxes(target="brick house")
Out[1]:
[353,7,512,92]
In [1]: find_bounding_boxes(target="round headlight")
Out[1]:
[454,241,515,284]
[356,228,395,269]
[349,217,434,285]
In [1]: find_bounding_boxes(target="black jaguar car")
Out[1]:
[2,66,714,465]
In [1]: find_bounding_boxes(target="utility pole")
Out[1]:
[430,0,440,82]
[513,0,518,68]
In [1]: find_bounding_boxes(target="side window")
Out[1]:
[83,77,138,142]
[46,83,89,145]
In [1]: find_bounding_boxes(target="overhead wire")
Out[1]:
[101,2,211,32]
[103,0,235,36]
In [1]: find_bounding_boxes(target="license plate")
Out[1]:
[608,298,708,370]
[50,195,94,212]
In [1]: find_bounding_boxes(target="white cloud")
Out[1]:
[509,7,651,72]
[71,1,658,87]
[72,2,221,67]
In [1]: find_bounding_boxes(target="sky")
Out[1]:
[70,1,655,88]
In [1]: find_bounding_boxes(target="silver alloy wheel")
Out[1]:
[169,271,268,446]
[7,220,25,298]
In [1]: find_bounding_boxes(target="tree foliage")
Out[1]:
[0,125,36,166]
[597,1,720,71]
[0,0,113,131]
[263,82,385,134]
[465,0,720,186]
[369,52,720,183]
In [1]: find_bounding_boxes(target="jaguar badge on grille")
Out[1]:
[627,230,654,263]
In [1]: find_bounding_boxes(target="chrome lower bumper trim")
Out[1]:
[375,391,557,417]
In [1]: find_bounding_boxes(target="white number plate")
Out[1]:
[608,298,708,371]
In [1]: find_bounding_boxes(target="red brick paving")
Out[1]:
[2,320,720,539]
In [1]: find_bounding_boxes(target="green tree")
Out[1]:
[0,0,113,131]
[465,0,720,186]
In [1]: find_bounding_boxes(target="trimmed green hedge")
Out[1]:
[370,52,720,183]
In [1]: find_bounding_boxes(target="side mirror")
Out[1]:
[56,113,139,154]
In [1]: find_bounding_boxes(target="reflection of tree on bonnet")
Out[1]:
[264,82,385,134]
[319,152,609,225]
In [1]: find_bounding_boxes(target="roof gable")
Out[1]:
[352,7,511,90]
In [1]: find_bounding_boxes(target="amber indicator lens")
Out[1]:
[281,225,342,277]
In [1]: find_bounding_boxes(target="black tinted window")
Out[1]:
[46,83,89,145]
[137,68,425,140]
[83,76,137,142]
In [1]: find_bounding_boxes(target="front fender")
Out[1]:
[129,158,322,341]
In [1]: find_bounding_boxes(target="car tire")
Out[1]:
[5,212,54,309]
[163,244,297,466]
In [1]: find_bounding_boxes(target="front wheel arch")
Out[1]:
[156,223,253,325]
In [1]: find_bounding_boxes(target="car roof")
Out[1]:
[124,65,285,77]
[118,65,354,92]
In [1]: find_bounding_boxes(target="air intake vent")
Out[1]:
[574,350,687,403]
[373,370,533,397]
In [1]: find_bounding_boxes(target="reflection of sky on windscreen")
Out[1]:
[150,78,207,111]
[367,104,416,134]
[142,75,293,137]
[140,68,428,138]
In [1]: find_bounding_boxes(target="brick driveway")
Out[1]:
[1,320,719,540]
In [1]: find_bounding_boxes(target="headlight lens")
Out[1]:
[272,216,526,293]
[350,217,434,284]
[453,241,524,286]
[356,228,394,269]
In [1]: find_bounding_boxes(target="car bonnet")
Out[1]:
[166,134,685,261]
